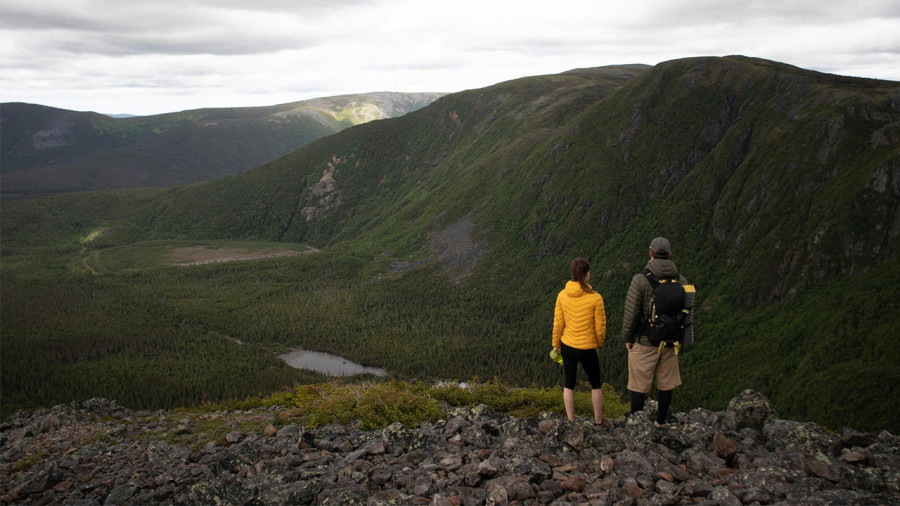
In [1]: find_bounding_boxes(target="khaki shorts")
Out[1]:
[627,343,682,393]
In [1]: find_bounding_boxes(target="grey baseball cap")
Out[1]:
[650,237,672,256]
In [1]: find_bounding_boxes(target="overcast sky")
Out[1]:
[2,0,898,116]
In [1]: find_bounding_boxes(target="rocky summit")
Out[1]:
[1,390,897,505]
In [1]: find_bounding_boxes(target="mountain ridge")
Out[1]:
[0,92,444,196]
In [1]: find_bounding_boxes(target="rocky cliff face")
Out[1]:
[1,390,897,505]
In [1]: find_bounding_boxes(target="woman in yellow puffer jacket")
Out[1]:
[552,258,607,425]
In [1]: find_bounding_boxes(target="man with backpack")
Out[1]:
[622,237,695,428]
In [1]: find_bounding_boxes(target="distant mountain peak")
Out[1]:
[0,92,444,196]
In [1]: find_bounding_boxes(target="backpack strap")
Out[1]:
[644,268,679,286]
[639,269,658,335]
[641,269,681,289]
[642,269,659,288]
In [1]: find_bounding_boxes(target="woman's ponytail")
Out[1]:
[570,258,593,294]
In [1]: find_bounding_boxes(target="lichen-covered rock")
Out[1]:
[146,441,191,467]
[189,479,252,505]
[380,421,437,453]
[763,418,835,454]
[609,449,654,476]
[725,389,775,431]
[507,454,551,484]
[709,484,742,505]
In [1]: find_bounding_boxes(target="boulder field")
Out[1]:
[1,390,897,504]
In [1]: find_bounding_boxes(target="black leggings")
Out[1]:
[561,342,602,390]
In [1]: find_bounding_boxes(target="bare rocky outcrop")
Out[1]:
[429,215,487,282]
[1,391,897,504]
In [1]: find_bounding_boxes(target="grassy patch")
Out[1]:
[429,379,629,420]
[267,380,446,430]
[259,379,628,430]
[88,240,317,273]
[11,451,48,473]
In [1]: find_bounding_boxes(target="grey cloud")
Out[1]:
[179,0,376,12]
[1,0,340,56]
[642,0,900,28]
[1,5,320,57]
[365,59,465,72]
[49,31,316,56]
[1,8,119,32]
[1,0,380,32]
[1,3,203,32]
[6,29,316,58]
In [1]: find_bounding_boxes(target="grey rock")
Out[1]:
[39,415,60,434]
[636,472,656,490]
[725,389,775,431]
[600,454,614,472]
[585,433,627,453]
[413,474,434,496]
[612,449,655,476]
[683,407,727,428]
[316,485,368,504]
[652,421,712,453]
[687,480,713,497]
[439,456,462,472]
[103,485,136,505]
[477,458,500,477]
[188,480,251,505]
[464,470,481,487]
[507,479,536,501]
[656,479,677,495]
[763,418,835,455]
[560,424,585,448]
[276,424,300,437]
[444,415,470,436]
[381,422,437,453]
[507,454,551,484]
[841,427,878,448]
[799,453,840,482]
[739,487,772,504]
[146,441,191,467]
[709,485,741,506]
[368,489,407,504]
[61,498,100,506]
[17,463,63,497]
[842,448,871,465]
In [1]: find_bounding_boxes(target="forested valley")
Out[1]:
[2,56,898,433]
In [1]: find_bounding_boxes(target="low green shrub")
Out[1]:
[269,380,446,430]
[429,379,628,420]
[263,378,628,429]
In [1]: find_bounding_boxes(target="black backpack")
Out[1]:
[643,269,695,350]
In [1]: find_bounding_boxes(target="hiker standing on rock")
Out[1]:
[552,258,608,426]
[622,237,695,428]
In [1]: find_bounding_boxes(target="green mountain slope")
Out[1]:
[2,57,898,432]
[0,92,443,196]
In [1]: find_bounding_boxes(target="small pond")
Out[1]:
[279,349,386,377]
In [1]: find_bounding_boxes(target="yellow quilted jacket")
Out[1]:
[553,281,607,350]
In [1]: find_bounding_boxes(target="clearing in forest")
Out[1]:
[83,240,319,273]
